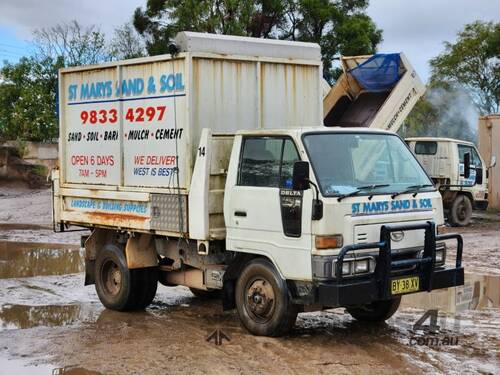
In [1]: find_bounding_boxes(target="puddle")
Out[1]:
[0,357,54,375]
[402,273,500,313]
[0,241,82,279]
[0,357,101,375]
[53,367,102,375]
[0,304,82,330]
[0,223,52,230]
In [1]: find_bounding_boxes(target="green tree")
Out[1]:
[430,21,499,115]
[133,0,382,81]
[0,57,62,142]
[109,23,147,60]
[33,20,109,67]
[0,20,113,142]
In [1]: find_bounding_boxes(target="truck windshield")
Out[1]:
[303,132,433,197]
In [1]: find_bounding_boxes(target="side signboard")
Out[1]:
[61,59,187,189]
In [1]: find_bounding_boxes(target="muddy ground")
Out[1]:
[0,183,498,374]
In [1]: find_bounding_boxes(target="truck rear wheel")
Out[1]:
[347,297,401,322]
[235,258,298,336]
[449,194,472,226]
[95,244,158,311]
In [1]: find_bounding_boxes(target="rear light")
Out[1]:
[315,235,343,249]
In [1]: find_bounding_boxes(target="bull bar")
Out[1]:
[317,221,464,307]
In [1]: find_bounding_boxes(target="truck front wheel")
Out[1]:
[449,194,472,226]
[95,244,158,311]
[347,297,401,322]
[235,258,298,336]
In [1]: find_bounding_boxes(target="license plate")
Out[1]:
[391,276,419,295]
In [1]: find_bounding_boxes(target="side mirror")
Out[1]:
[463,152,471,179]
[292,161,310,191]
[491,155,497,168]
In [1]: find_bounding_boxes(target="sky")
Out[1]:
[0,0,499,82]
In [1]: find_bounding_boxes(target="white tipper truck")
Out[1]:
[406,137,491,226]
[52,32,464,337]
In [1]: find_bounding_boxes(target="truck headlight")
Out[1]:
[419,243,446,266]
[435,246,446,266]
[341,261,351,275]
[334,257,375,277]
[354,259,370,274]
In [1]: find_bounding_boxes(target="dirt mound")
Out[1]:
[0,146,49,188]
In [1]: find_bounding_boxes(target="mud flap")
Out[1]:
[125,234,157,269]
[84,259,96,286]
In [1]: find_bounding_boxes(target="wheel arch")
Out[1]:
[84,229,158,285]
[460,191,474,204]
[222,253,285,311]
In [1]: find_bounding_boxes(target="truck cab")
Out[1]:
[219,127,463,335]
[406,137,489,226]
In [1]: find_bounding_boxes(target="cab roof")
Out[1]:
[235,126,398,137]
[405,136,475,146]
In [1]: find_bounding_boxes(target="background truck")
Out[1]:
[406,137,490,226]
[322,53,425,132]
[52,32,464,336]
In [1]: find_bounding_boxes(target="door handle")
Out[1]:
[234,211,247,217]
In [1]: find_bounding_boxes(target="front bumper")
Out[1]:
[313,221,464,307]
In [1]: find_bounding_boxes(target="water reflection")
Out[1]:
[0,241,83,279]
[52,366,102,375]
[0,358,102,375]
[0,304,82,330]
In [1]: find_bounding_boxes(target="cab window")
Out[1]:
[238,137,300,188]
[415,141,438,155]
[458,145,481,168]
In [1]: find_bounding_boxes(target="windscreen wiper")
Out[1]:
[390,184,434,199]
[337,184,390,202]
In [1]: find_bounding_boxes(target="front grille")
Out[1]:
[356,232,368,243]
[390,250,419,274]
[388,243,446,275]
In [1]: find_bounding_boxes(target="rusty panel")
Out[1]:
[61,210,150,231]
[191,58,258,153]
[491,123,500,210]
[61,196,150,230]
[479,116,500,210]
[260,63,321,128]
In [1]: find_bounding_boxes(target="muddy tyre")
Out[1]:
[449,194,472,226]
[189,288,221,299]
[347,297,401,322]
[236,258,298,337]
[95,245,158,311]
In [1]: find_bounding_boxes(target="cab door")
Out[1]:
[458,144,479,185]
[224,135,313,280]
